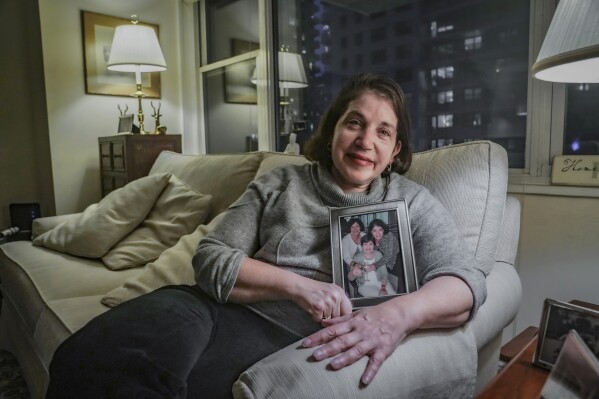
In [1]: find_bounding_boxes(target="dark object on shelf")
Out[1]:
[9,203,41,241]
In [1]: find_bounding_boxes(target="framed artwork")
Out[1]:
[81,11,161,98]
[534,299,599,370]
[329,200,418,309]
[224,58,257,104]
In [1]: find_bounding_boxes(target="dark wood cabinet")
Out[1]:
[98,134,182,197]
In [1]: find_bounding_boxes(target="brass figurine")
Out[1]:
[150,101,167,134]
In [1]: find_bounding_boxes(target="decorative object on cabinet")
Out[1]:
[98,134,181,197]
[107,15,167,134]
[150,101,166,134]
[81,11,162,97]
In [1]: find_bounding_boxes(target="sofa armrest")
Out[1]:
[32,214,81,238]
[233,326,477,399]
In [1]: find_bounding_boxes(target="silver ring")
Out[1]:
[322,315,331,320]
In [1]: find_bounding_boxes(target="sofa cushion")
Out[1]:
[255,152,310,177]
[101,213,226,307]
[0,241,141,335]
[32,173,171,258]
[149,151,264,221]
[405,141,507,275]
[101,176,212,270]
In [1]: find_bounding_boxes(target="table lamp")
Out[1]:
[107,16,167,134]
[278,47,308,135]
[532,0,599,83]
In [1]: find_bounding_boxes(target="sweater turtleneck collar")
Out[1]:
[311,163,387,207]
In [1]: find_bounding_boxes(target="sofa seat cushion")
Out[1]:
[405,141,508,275]
[32,173,172,258]
[149,151,265,220]
[34,295,109,369]
[0,241,141,335]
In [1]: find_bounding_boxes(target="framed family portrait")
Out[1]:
[329,200,418,309]
[534,299,599,370]
[81,11,161,97]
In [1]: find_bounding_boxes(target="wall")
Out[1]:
[0,0,55,230]
[504,193,599,342]
[38,0,185,215]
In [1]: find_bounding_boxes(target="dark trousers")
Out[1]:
[46,285,297,399]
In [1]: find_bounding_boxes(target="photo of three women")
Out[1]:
[341,215,405,298]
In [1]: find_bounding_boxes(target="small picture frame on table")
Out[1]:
[534,298,599,370]
[329,200,418,309]
[117,114,134,134]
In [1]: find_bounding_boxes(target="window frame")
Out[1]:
[508,0,599,197]
[194,0,599,198]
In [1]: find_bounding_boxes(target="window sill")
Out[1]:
[508,182,599,198]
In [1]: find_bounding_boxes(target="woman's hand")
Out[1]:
[290,277,353,323]
[302,300,413,385]
[301,276,474,386]
[364,264,375,272]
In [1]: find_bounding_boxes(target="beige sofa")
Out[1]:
[0,141,521,398]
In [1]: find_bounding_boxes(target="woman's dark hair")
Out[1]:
[360,233,376,246]
[347,217,365,232]
[368,219,389,235]
[304,73,412,175]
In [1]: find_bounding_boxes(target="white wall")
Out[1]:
[505,193,599,341]
[38,0,187,215]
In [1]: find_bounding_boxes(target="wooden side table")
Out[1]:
[476,327,548,398]
[98,134,182,197]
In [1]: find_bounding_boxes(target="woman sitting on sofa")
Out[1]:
[47,73,486,398]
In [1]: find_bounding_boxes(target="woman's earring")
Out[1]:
[386,163,392,173]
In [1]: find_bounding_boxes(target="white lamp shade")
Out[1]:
[107,24,167,73]
[532,0,599,83]
[278,51,308,88]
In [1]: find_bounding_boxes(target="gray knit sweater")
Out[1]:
[192,163,486,338]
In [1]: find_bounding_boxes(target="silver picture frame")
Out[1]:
[329,200,418,309]
[534,298,599,370]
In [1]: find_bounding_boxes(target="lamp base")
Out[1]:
[132,84,148,134]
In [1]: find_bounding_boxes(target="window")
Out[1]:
[432,114,453,128]
[465,87,482,101]
[435,90,454,104]
[197,0,599,195]
[464,35,482,51]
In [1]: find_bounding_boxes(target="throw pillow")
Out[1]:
[101,212,225,307]
[101,175,212,270]
[32,173,171,258]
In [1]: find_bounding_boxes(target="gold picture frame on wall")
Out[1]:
[81,11,161,98]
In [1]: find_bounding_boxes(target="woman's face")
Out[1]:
[362,241,374,254]
[330,91,401,193]
[350,222,361,237]
[371,225,384,242]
